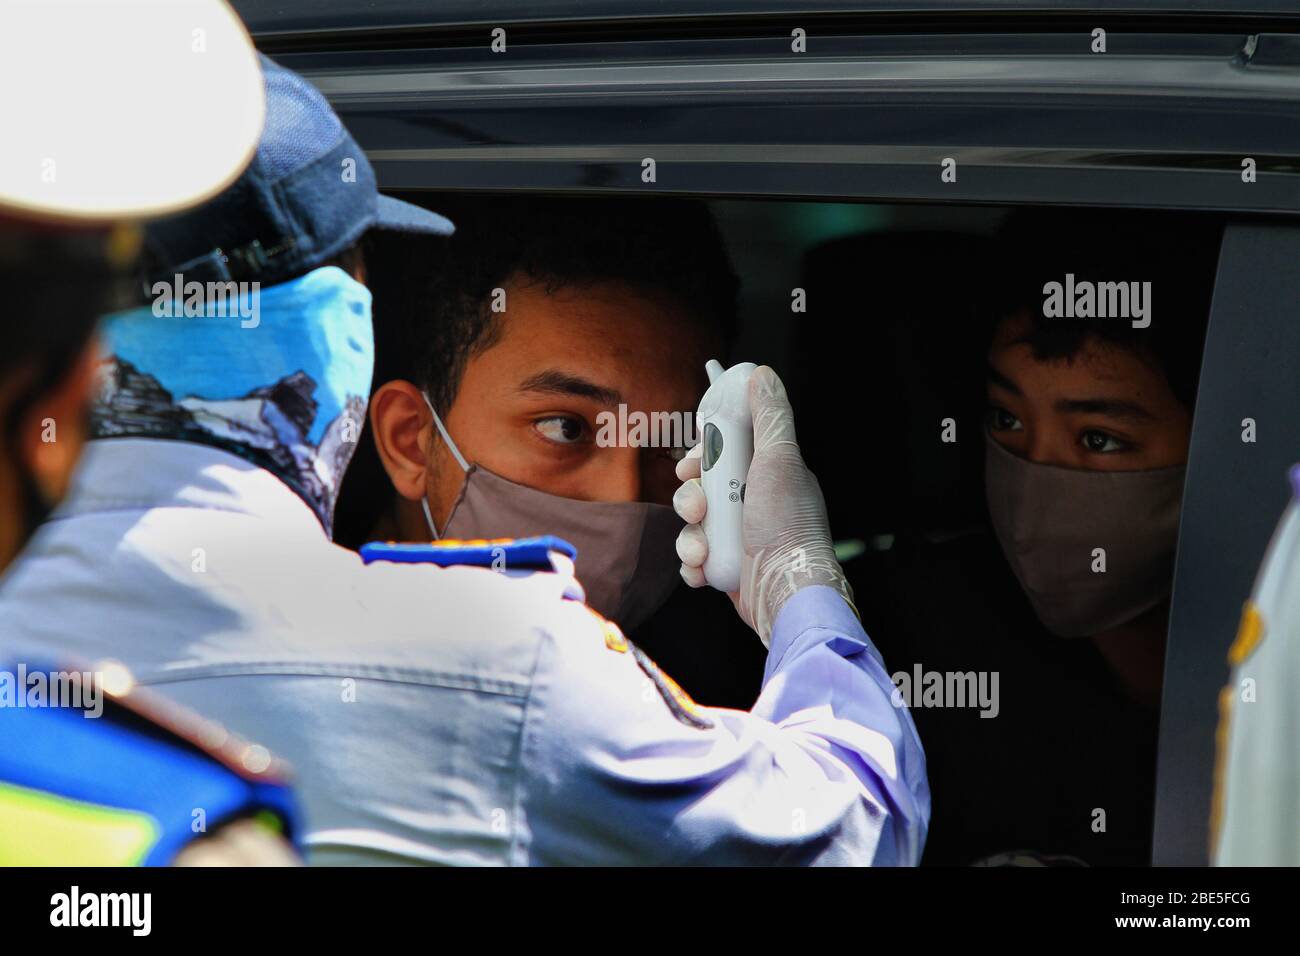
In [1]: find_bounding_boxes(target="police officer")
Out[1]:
[0,55,929,865]
[0,0,300,865]
[1213,464,1300,866]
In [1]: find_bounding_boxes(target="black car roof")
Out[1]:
[235,1,1300,37]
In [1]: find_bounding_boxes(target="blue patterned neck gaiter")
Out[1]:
[93,266,375,534]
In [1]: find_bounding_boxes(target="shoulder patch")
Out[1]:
[359,535,577,572]
[584,608,712,729]
[629,643,715,730]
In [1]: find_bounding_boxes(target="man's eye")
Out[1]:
[1081,429,1125,454]
[987,407,1023,432]
[534,416,587,445]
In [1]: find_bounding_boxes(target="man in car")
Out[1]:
[0,56,929,865]
[340,197,770,706]
[339,196,735,633]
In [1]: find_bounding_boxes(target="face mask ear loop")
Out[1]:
[420,392,470,540]
[420,497,441,541]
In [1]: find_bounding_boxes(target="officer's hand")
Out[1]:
[673,365,853,646]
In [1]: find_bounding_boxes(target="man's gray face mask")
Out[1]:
[983,430,1186,638]
[420,394,684,630]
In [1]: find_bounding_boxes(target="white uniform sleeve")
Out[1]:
[1214,496,1300,866]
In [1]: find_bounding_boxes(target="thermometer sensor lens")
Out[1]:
[702,423,723,471]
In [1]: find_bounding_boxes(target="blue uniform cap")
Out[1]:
[141,55,452,288]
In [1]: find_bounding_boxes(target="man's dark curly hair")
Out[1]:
[366,193,739,416]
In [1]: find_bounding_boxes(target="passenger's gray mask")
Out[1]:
[984,430,1185,638]
[420,394,683,630]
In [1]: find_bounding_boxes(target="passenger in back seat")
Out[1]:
[853,212,1221,865]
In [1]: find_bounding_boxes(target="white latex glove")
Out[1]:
[673,365,854,646]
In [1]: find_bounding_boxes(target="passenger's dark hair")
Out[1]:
[368,194,739,416]
[994,210,1222,410]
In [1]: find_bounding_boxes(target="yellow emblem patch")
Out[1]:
[602,620,629,654]
[1227,601,1265,667]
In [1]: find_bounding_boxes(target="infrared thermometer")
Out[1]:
[697,359,756,593]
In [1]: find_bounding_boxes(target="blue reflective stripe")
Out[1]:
[0,663,301,866]
[360,535,577,569]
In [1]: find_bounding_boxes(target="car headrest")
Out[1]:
[788,230,998,540]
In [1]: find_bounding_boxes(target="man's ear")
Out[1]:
[18,337,100,503]
[369,380,432,502]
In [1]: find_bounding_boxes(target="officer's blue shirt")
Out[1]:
[521,583,929,865]
[0,439,929,865]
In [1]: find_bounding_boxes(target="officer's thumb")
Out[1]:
[749,365,799,454]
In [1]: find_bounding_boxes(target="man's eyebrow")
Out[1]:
[1054,397,1157,423]
[516,369,623,406]
[986,366,1022,395]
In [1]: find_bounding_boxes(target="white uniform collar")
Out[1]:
[53,438,324,535]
